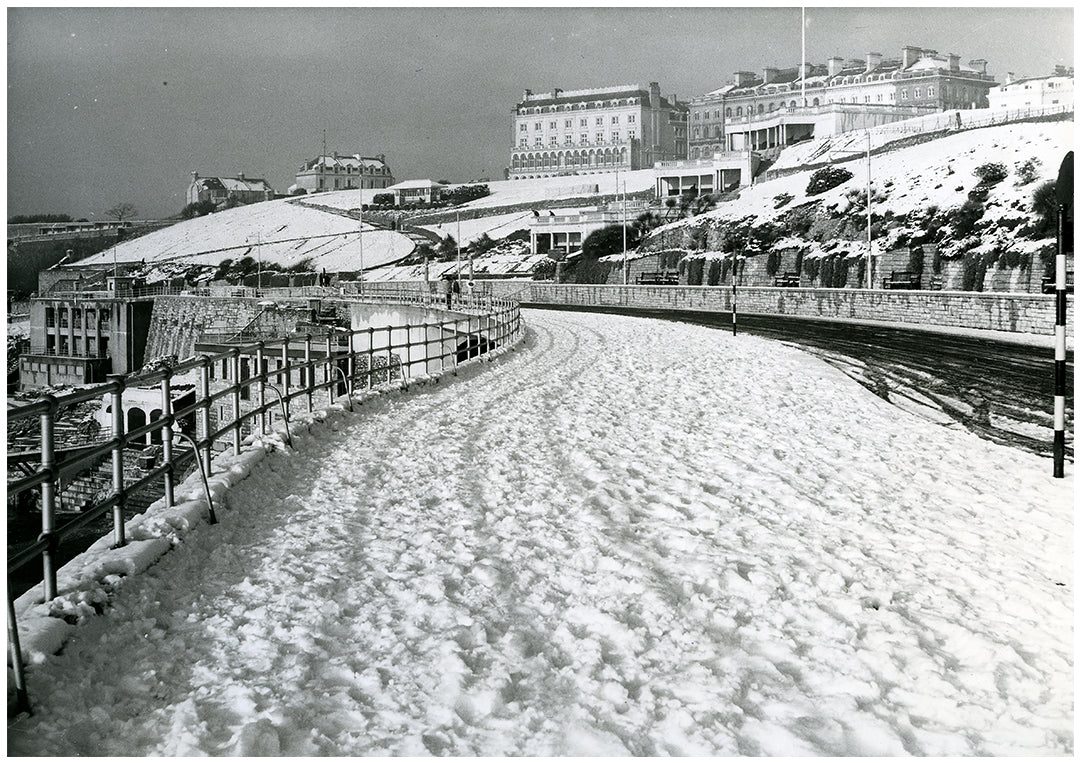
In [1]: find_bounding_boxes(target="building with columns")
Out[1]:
[509,82,688,179]
[688,45,998,159]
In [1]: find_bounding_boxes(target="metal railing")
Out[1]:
[7,294,523,714]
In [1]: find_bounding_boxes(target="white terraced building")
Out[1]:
[509,82,688,180]
[689,45,998,158]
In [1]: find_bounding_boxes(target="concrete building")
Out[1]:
[187,173,274,208]
[988,66,1074,110]
[654,152,760,198]
[688,45,998,158]
[294,153,394,193]
[528,201,651,255]
[509,82,688,179]
[19,271,156,389]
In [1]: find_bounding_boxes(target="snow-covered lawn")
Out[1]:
[7,310,1072,755]
[76,197,414,272]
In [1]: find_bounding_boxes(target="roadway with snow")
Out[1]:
[7,309,1072,755]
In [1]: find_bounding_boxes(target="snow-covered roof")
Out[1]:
[388,179,445,191]
[192,175,272,193]
[300,155,391,172]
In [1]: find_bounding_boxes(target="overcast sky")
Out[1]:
[6,5,1074,221]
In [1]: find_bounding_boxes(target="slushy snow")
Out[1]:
[7,309,1073,755]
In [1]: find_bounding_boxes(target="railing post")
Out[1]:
[256,341,267,435]
[367,327,375,389]
[197,356,213,479]
[7,593,30,715]
[38,395,59,601]
[304,333,313,413]
[326,334,335,406]
[107,374,127,549]
[453,319,460,375]
[386,326,393,384]
[230,349,242,455]
[160,372,175,508]
[347,329,356,390]
[281,337,290,418]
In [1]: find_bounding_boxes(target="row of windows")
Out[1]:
[692,82,977,122]
[520,114,636,132]
[520,130,636,148]
[312,165,388,174]
[45,306,112,327]
[44,334,108,357]
[510,148,630,171]
[519,97,641,115]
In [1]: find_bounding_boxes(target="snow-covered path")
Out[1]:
[8,310,1072,756]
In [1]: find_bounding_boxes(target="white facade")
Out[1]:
[988,72,1074,110]
[510,82,687,179]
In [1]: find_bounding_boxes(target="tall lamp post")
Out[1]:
[865,130,873,289]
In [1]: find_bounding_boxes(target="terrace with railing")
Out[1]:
[7,291,524,713]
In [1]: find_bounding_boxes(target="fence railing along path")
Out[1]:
[7,293,523,714]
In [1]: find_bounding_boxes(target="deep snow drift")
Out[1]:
[7,310,1072,755]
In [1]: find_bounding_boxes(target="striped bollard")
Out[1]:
[1053,152,1072,478]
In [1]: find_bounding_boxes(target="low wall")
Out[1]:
[351,279,1067,336]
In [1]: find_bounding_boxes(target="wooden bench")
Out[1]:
[882,271,922,290]
[773,272,801,287]
[637,271,680,285]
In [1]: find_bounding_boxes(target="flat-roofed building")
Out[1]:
[988,66,1074,110]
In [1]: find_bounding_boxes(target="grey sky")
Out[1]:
[6,6,1074,221]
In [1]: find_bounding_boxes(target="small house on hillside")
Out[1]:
[187,172,275,209]
[388,179,446,206]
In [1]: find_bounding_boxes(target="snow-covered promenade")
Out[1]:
[8,309,1072,755]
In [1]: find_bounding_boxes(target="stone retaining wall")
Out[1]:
[524,284,1065,335]
[311,280,1070,336]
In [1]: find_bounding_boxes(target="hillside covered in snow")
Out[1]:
[68,113,1070,287]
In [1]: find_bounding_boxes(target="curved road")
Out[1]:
[530,304,1074,460]
[10,309,1071,756]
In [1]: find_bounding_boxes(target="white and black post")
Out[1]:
[1053,151,1072,478]
[731,252,739,336]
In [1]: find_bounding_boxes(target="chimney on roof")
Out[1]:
[1005,72,1015,85]
[968,58,987,75]
[649,81,661,107]
[948,53,960,72]
[763,67,778,84]
[733,71,755,87]
[865,52,882,72]
[238,172,245,181]
[827,57,844,77]
[522,88,532,101]
[902,46,923,68]
[553,88,563,98]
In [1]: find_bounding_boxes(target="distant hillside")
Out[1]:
[46,112,1073,289]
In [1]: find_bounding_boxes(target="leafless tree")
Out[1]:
[107,202,137,222]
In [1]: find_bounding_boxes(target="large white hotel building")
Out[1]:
[508,82,688,180]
